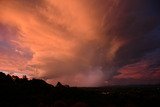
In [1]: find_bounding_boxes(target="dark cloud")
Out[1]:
[85,0,160,84]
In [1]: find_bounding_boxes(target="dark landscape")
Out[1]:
[0,72,160,107]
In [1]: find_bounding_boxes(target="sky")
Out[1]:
[0,0,160,87]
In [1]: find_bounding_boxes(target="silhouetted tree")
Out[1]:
[56,82,64,88]
[22,75,28,81]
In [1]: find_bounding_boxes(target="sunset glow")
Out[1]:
[0,0,160,86]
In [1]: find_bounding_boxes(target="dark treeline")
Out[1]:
[0,72,160,107]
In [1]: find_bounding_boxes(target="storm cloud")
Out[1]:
[0,0,160,86]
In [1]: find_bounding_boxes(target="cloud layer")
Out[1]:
[0,0,160,86]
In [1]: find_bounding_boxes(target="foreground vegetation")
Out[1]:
[0,72,160,107]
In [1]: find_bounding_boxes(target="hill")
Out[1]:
[0,72,160,107]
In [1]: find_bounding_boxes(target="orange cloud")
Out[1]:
[0,0,112,86]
